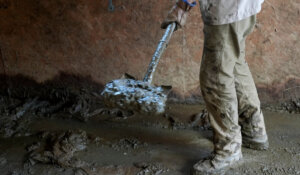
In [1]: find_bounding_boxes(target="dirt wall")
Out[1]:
[0,0,299,104]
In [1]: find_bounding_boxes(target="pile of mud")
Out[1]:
[0,88,103,120]
[27,130,89,168]
[280,98,300,113]
[0,88,135,138]
[0,88,213,139]
[263,98,300,114]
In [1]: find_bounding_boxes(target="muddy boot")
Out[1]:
[191,152,243,175]
[242,137,269,150]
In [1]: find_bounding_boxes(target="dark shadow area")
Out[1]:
[0,72,106,138]
[0,72,104,99]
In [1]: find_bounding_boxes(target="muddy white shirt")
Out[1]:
[198,0,264,25]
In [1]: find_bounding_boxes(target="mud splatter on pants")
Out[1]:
[200,15,268,157]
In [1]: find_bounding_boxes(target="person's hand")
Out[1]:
[161,0,196,31]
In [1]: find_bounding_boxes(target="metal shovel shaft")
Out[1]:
[143,23,176,84]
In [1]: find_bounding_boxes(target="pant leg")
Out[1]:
[200,21,242,157]
[234,16,268,143]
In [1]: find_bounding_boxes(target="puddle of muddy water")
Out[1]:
[28,117,213,174]
[0,104,300,175]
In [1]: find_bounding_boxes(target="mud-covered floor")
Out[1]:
[0,104,299,175]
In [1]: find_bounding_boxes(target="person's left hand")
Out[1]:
[161,0,196,31]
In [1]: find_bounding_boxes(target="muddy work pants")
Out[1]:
[200,15,268,157]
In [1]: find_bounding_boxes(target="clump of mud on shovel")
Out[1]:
[101,78,171,115]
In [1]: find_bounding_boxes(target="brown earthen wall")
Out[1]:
[0,0,299,104]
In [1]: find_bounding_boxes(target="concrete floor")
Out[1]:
[0,104,299,175]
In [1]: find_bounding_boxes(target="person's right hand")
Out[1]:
[161,0,196,31]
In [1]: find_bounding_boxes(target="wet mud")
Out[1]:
[0,92,300,174]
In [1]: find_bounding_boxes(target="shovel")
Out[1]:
[101,23,176,114]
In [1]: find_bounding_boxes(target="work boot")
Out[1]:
[242,138,269,150]
[191,152,243,175]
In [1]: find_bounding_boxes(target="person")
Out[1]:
[161,0,269,174]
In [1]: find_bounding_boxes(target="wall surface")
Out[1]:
[0,0,299,103]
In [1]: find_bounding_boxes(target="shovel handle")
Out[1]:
[143,23,176,83]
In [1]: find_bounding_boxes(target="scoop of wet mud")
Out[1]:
[101,79,168,115]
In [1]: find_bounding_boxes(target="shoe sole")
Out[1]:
[190,154,243,175]
[242,140,269,150]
